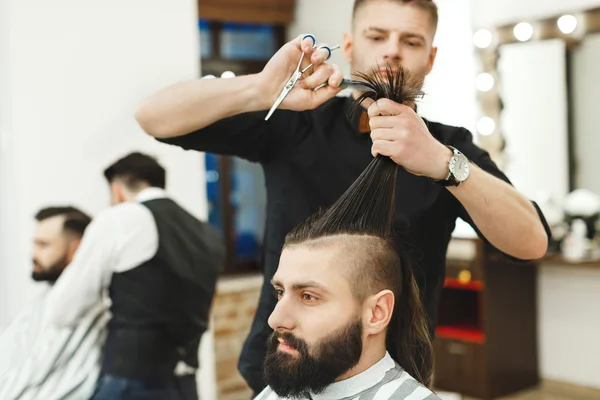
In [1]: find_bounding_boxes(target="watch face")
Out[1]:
[450,154,470,182]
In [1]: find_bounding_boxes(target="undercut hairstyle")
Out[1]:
[35,206,92,238]
[103,152,166,190]
[353,0,439,32]
[284,66,433,386]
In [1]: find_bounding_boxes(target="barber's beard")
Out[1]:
[31,257,67,282]
[263,316,364,399]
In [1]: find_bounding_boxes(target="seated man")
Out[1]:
[256,131,440,398]
[0,206,109,399]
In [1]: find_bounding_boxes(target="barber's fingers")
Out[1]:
[300,63,343,89]
[367,98,409,118]
[371,139,396,158]
[299,33,316,53]
[327,63,344,88]
[307,80,343,109]
[369,116,398,130]
[310,44,335,66]
[370,128,397,142]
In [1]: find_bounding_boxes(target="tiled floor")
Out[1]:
[437,380,600,400]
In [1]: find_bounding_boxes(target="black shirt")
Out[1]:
[158,95,549,393]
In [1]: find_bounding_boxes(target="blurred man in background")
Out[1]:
[0,206,109,399]
[44,152,225,400]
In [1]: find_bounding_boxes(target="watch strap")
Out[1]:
[430,146,462,187]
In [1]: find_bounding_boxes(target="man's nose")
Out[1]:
[268,296,295,332]
[382,39,402,63]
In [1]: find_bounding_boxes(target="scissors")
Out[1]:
[313,79,372,92]
[265,42,340,121]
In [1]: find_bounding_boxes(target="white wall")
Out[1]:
[538,265,600,389]
[472,1,600,390]
[288,0,477,134]
[287,0,353,77]
[0,0,216,398]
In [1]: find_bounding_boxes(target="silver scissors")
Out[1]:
[313,79,372,92]
[265,44,340,121]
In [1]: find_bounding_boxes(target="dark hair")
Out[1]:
[353,0,439,32]
[284,66,432,386]
[103,152,166,190]
[35,206,92,238]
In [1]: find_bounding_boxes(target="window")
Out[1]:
[199,15,286,275]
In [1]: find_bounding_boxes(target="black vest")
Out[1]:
[101,198,224,379]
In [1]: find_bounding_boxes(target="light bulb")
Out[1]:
[473,29,492,49]
[221,71,236,79]
[202,74,216,79]
[477,117,495,136]
[513,22,533,42]
[476,73,494,92]
[557,15,577,34]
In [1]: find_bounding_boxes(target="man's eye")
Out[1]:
[301,293,317,302]
[274,289,284,300]
[369,36,383,42]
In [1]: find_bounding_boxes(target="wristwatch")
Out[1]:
[431,146,470,187]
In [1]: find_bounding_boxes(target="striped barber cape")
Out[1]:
[254,352,441,400]
[0,288,109,399]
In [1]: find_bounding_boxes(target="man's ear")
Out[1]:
[343,32,354,64]
[362,290,395,336]
[66,238,82,264]
[110,180,126,204]
[426,46,438,75]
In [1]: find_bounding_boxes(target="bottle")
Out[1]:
[562,218,589,261]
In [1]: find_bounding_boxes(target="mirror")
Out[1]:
[498,39,570,201]
[571,33,600,195]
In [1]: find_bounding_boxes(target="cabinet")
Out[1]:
[199,0,295,24]
[433,238,539,399]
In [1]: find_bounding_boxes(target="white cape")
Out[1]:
[0,288,108,399]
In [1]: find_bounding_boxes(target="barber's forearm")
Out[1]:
[447,165,548,260]
[135,74,267,139]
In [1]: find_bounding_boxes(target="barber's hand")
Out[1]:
[258,33,344,112]
[368,99,453,180]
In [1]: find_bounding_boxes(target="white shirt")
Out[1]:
[254,352,441,400]
[0,288,108,399]
[44,187,165,329]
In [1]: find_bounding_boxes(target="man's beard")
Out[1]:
[263,316,364,399]
[32,257,67,282]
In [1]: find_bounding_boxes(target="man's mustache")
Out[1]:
[273,331,309,355]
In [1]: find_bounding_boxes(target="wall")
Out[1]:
[287,0,477,134]
[538,264,600,389]
[472,0,600,390]
[0,0,217,398]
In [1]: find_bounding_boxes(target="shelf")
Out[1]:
[542,253,600,268]
[444,278,484,291]
[436,325,486,344]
